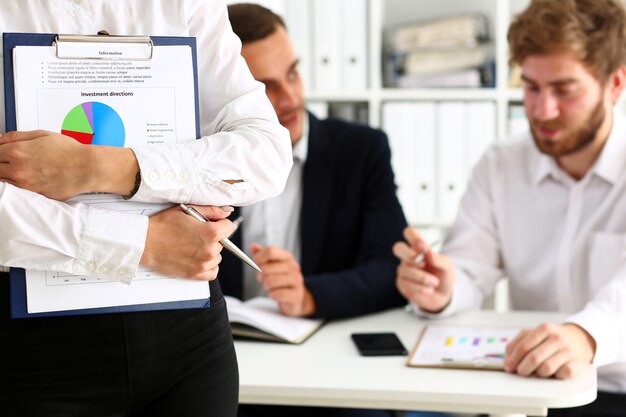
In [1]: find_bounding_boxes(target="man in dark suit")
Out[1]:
[222,2,407,321]
[222,5,406,416]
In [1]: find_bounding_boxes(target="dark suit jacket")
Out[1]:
[219,112,407,318]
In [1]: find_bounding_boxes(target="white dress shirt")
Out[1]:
[0,0,291,279]
[417,112,626,392]
[241,115,309,299]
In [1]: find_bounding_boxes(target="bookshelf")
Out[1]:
[227,0,528,228]
[303,0,526,134]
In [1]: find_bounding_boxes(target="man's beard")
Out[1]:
[530,97,605,157]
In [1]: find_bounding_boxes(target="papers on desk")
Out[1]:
[407,325,521,371]
[225,296,324,344]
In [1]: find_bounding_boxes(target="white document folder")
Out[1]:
[412,102,437,222]
[383,102,412,222]
[340,0,368,90]
[437,101,467,223]
[284,0,313,91]
[466,101,496,174]
[313,0,341,91]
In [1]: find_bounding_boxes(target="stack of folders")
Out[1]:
[384,14,495,88]
[283,0,368,92]
[383,100,496,226]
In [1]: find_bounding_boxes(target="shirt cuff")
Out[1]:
[566,305,621,367]
[73,206,148,284]
[130,145,194,203]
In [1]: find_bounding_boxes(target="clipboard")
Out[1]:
[3,32,205,318]
[4,32,200,135]
[406,324,521,371]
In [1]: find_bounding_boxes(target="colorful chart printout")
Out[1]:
[61,102,125,147]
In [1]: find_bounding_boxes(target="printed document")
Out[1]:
[12,41,205,314]
[408,325,521,370]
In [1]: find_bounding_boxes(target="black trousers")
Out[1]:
[548,390,626,417]
[0,273,238,417]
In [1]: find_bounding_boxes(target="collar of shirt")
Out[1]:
[240,111,309,299]
[531,110,626,186]
[292,111,309,164]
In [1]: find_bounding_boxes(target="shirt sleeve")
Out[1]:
[130,0,292,207]
[0,183,147,283]
[410,147,507,317]
[565,265,626,367]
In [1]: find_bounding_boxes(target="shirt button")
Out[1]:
[179,171,190,182]
[148,171,160,182]
[98,264,112,274]
[165,171,175,181]
[85,261,96,272]
[116,267,132,279]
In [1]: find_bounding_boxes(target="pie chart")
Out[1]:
[61,102,125,147]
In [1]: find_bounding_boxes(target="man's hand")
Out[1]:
[250,244,316,317]
[392,226,455,313]
[140,205,233,281]
[0,130,138,200]
[505,323,596,379]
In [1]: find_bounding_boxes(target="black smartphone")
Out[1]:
[351,332,408,356]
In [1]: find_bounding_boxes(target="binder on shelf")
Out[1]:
[4,32,207,318]
[399,103,419,225]
[411,102,437,221]
[436,101,467,224]
[313,0,341,91]
[466,101,496,173]
[284,0,313,91]
[383,102,411,223]
[340,0,368,91]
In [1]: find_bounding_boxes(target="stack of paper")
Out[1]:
[384,14,494,88]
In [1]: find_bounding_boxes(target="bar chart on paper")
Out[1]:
[408,325,521,370]
[61,101,125,147]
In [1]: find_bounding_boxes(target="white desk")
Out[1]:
[235,308,597,417]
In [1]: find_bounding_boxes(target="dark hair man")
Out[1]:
[221,4,408,417]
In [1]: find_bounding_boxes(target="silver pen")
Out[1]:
[231,216,244,234]
[414,239,440,264]
[179,204,261,272]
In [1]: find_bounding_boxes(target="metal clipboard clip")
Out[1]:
[55,33,154,60]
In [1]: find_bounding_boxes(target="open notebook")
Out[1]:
[224,296,324,344]
[407,325,521,370]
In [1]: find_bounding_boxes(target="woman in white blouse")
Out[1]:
[0,1,291,416]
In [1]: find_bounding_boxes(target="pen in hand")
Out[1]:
[179,204,261,272]
[230,216,244,235]
[414,239,440,264]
